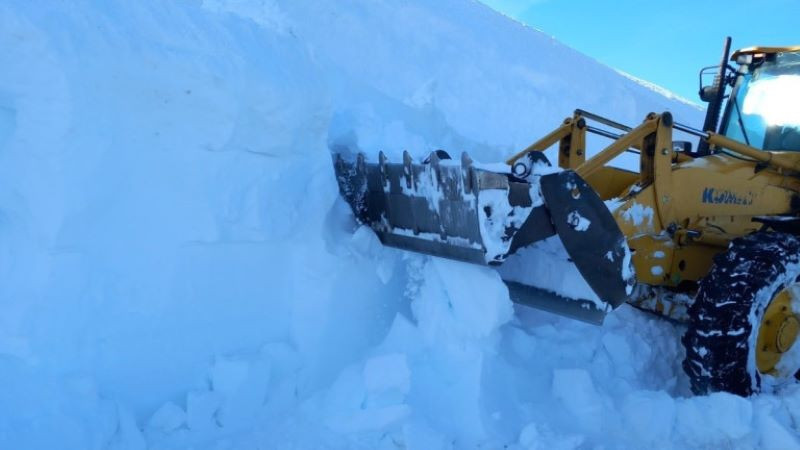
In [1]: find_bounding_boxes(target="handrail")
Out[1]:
[706,132,800,172]
[574,109,632,132]
[576,118,658,179]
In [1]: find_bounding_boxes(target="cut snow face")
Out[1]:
[4,1,800,449]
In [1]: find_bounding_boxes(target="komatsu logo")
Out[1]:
[701,188,753,205]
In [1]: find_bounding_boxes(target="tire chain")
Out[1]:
[682,232,800,396]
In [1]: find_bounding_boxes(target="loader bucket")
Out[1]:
[333,150,555,264]
[332,151,632,324]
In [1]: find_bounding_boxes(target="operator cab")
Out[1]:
[720,48,800,151]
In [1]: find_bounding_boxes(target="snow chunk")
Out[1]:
[403,421,449,450]
[621,202,655,228]
[478,187,534,261]
[621,390,676,444]
[364,353,411,395]
[349,225,397,283]
[186,390,222,433]
[110,406,147,450]
[567,210,591,231]
[322,359,411,434]
[756,408,800,448]
[210,355,271,428]
[411,257,513,345]
[518,422,584,450]
[552,369,603,432]
[499,236,603,306]
[146,402,186,434]
[676,393,753,442]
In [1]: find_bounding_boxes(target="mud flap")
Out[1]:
[540,170,632,309]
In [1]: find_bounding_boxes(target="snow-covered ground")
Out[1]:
[1,1,799,448]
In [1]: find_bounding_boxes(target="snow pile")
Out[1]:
[1,0,799,449]
[500,236,601,304]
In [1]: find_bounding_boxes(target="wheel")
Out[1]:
[682,232,800,396]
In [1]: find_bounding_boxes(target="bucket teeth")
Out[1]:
[356,152,366,176]
[402,151,413,190]
[429,150,441,185]
[378,151,388,189]
[461,152,474,194]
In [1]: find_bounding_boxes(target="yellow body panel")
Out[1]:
[612,153,800,287]
[625,234,674,285]
[511,110,800,318]
[670,155,799,222]
[668,243,720,285]
[584,167,638,200]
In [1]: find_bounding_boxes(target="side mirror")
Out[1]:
[698,65,722,102]
[699,85,718,102]
[697,37,733,156]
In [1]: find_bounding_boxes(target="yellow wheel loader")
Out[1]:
[332,38,800,396]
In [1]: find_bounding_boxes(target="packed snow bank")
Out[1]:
[1,0,799,449]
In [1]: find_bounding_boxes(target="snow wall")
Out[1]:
[2,1,800,449]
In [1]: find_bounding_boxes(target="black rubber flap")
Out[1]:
[540,170,631,309]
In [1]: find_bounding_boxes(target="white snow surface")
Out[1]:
[478,188,534,261]
[499,236,602,307]
[1,1,799,449]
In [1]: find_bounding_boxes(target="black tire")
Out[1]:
[682,232,800,396]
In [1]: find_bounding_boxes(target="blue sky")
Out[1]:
[480,0,800,103]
